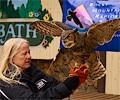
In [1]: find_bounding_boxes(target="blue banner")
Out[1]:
[62,0,120,51]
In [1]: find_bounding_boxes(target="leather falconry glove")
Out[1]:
[69,65,88,85]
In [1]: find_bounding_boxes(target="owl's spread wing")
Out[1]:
[86,18,120,48]
[30,20,72,36]
[53,21,73,31]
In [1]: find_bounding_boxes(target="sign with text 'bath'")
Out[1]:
[0,0,53,47]
[0,18,53,47]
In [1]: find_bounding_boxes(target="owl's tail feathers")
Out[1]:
[90,61,106,81]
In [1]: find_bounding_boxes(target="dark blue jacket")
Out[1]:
[0,63,72,100]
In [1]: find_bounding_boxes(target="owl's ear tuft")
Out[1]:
[73,28,78,32]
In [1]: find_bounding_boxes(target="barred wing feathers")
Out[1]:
[86,18,120,48]
[30,20,73,36]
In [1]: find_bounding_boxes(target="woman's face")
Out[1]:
[12,42,31,70]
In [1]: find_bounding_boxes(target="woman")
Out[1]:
[0,38,88,100]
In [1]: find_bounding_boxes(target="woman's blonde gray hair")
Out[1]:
[0,38,29,84]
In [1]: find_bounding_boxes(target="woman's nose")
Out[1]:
[27,53,31,59]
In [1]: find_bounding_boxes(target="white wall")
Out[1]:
[105,52,120,95]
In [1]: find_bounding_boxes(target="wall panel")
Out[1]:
[106,52,120,95]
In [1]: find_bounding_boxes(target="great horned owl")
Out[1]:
[30,18,120,83]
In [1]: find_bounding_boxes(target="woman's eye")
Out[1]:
[23,52,27,55]
[23,52,30,55]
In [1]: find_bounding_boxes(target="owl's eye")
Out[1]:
[67,35,71,39]
[67,34,75,41]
